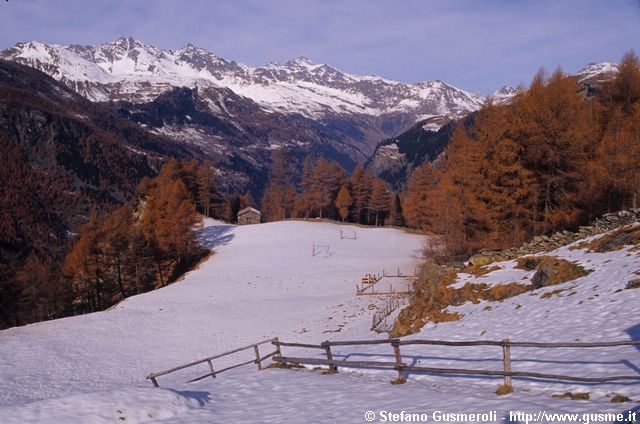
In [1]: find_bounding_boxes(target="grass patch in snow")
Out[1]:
[541,289,565,299]
[393,252,591,337]
[625,278,640,289]
[572,224,640,253]
[392,263,529,337]
[610,394,631,403]
[390,376,407,385]
[552,392,590,400]
[516,256,590,287]
[265,362,305,370]
[464,264,502,277]
[495,385,513,396]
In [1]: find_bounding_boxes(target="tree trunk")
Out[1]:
[116,252,126,299]
[156,258,165,287]
[135,263,141,294]
[94,265,102,310]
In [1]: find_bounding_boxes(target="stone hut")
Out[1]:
[237,207,261,225]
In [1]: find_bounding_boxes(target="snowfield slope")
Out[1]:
[1,220,639,423]
[0,220,424,404]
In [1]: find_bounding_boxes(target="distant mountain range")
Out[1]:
[1,37,486,117]
[0,37,487,191]
[0,37,619,193]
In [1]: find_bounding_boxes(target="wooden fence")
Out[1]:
[339,229,357,240]
[371,297,408,333]
[355,268,416,296]
[272,338,640,389]
[146,338,280,388]
[311,243,333,257]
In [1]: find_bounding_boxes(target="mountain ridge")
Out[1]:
[1,37,486,120]
[0,37,491,193]
[1,38,620,196]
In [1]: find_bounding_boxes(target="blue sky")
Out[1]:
[1,0,638,93]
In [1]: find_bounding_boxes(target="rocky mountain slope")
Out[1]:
[1,37,486,188]
[109,84,365,194]
[365,114,475,190]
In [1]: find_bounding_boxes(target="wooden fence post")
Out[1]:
[254,344,263,370]
[502,338,512,388]
[273,337,281,357]
[206,359,216,378]
[391,338,405,382]
[322,341,337,373]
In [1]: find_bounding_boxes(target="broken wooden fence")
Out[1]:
[146,338,280,388]
[272,338,640,389]
[371,297,407,333]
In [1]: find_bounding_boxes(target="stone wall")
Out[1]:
[470,209,640,265]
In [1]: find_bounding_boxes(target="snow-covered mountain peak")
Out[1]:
[490,85,522,104]
[1,37,486,120]
[175,43,211,57]
[576,61,618,75]
[573,61,618,83]
[285,56,317,68]
[111,36,144,49]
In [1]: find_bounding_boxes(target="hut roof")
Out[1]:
[238,207,261,216]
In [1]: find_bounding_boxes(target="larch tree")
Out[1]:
[100,205,133,300]
[335,185,353,222]
[594,52,640,210]
[261,149,298,221]
[350,165,373,224]
[196,161,217,217]
[404,162,441,231]
[297,155,316,219]
[387,193,405,227]
[369,179,391,226]
[261,184,284,222]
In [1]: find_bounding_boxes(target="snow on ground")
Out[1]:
[0,221,423,410]
[1,220,639,423]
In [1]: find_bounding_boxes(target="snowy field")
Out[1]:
[1,220,639,423]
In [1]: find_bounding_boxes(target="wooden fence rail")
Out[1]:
[272,338,640,388]
[146,337,280,388]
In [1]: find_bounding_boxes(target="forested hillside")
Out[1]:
[63,161,213,314]
[0,60,199,328]
[2,52,638,329]
[404,52,640,260]
[259,150,403,227]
